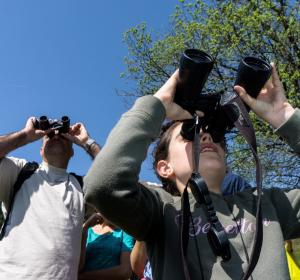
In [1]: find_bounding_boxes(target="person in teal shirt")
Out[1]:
[78,212,134,280]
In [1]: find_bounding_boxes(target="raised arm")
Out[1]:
[83,95,166,240]
[0,117,45,159]
[83,71,192,240]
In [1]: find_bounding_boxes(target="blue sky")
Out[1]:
[0,0,180,183]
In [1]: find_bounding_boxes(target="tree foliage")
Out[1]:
[122,0,300,188]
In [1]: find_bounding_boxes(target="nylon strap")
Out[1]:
[222,93,263,280]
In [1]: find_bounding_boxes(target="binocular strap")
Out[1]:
[179,97,263,280]
[180,116,230,280]
[224,95,263,280]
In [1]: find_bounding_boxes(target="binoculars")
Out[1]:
[175,49,272,142]
[34,116,70,137]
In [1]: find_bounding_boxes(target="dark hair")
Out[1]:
[152,121,226,196]
[152,121,181,196]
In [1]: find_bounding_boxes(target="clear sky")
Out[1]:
[0,0,180,183]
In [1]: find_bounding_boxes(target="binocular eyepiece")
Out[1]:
[175,49,272,142]
[34,116,70,138]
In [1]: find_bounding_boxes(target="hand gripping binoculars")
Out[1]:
[34,116,70,138]
[174,49,272,142]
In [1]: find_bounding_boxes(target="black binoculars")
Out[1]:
[34,116,70,137]
[175,49,272,142]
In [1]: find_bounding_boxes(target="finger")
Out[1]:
[35,130,46,138]
[167,104,192,120]
[168,69,179,82]
[263,78,273,92]
[71,123,81,132]
[29,116,37,124]
[158,69,179,95]
[234,85,255,108]
[74,123,81,129]
[79,124,88,133]
[180,110,192,120]
[43,128,53,134]
[27,117,37,128]
[270,62,281,88]
[195,110,205,118]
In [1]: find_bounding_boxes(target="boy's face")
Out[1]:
[165,123,226,187]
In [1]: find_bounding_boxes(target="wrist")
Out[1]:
[83,137,96,152]
[272,103,295,129]
[20,128,34,143]
[153,93,169,112]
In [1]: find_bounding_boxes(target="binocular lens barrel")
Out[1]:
[35,115,70,134]
[174,49,214,113]
[235,57,272,98]
[39,116,50,130]
[61,116,70,125]
[179,49,214,91]
[60,116,70,133]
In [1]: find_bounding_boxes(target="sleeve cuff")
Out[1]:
[275,108,300,153]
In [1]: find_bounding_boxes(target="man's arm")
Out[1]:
[84,95,168,240]
[84,140,101,159]
[0,117,45,159]
[0,117,43,206]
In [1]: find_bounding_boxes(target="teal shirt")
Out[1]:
[84,228,134,271]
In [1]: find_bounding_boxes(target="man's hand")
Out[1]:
[0,117,48,159]
[234,63,295,128]
[62,123,89,147]
[22,117,46,143]
[63,123,101,158]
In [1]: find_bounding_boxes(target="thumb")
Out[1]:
[177,108,193,120]
[35,130,46,137]
[32,130,46,141]
[270,62,282,88]
[166,103,192,120]
[234,85,255,108]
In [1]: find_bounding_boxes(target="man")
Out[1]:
[0,116,100,279]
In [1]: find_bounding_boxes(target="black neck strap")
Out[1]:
[180,93,263,280]
[222,93,263,280]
